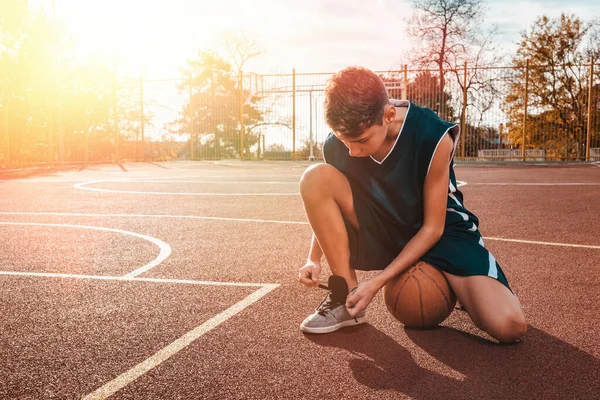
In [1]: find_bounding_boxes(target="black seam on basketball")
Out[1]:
[411,275,424,328]
[418,266,452,310]
[394,269,415,314]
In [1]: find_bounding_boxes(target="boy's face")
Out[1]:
[336,105,395,158]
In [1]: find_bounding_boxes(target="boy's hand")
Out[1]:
[298,260,321,288]
[345,279,378,317]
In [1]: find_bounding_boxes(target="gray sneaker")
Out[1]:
[300,275,366,334]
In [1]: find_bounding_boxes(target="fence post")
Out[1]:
[461,62,467,159]
[112,72,120,162]
[239,70,245,160]
[292,68,296,161]
[3,82,10,167]
[56,87,64,164]
[309,90,314,161]
[84,127,89,163]
[586,56,594,161]
[46,107,53,164]
[402,64,408,99]
[139,74,145,161]
[188,71,194,160]
[212,73,218,158]
[522,60,530,162]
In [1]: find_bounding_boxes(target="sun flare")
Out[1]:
[32,0,241,77]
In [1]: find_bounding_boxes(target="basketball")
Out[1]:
[383,261,457,329]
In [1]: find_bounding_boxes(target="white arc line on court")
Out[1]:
[2,212,599,250]
[0,222,171,278]
[82,284,279,400]
[73,180,299,196]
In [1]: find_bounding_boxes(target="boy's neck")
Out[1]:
[387,105,409,140]
[372,106,409,162]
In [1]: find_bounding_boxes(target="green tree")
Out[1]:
[0,1,144,164]
[174,51,263,159]
[504,13,599,160]
[297,138,322,160]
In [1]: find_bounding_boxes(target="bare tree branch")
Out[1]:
[223,30,264,74]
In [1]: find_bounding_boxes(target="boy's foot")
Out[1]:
[300,275,366,334]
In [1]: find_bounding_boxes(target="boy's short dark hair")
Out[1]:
[324,66,390,138]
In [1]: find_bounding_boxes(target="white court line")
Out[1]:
[5,179,299,183]
[454,181,600,186]
[0,222,172,277]
[483,237,600,249]
[138,175,301,180]
[0,271,280,399]
[102,180,298,184]
[468,183,600,186]
[3,177,300,183]
[2,212,599,249]
[0,212,308,225]
[0,221,281,398]
[82,284,278,400]
[3,179,86,182]
[0,270,271,287]
[73,180,298,196]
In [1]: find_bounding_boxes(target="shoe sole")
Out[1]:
[300,316,366,334]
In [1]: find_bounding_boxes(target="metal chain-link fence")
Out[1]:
[2,61,599,166]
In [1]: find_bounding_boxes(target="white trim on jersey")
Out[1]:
[449,192,463,207]
[370,100,411,165]
[469,223,478,232]
[449,180,457,193]
[488,252,499,279]
[447,207,469,221]
[449,125,461,163]
[426,124,460,178]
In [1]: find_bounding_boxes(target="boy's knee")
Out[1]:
[300,163,335,198]
[490,310,527,343]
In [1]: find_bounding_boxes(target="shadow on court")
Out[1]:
[0,164,93,180]
[307,324,599,400]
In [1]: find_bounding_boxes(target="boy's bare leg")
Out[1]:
[443,273,527,343]
[300,163,359,291]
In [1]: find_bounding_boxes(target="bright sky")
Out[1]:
[31,0,600,78]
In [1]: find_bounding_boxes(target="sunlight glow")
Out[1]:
[32,0,243,77]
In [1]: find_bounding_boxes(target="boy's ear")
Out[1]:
[385,105,396,124]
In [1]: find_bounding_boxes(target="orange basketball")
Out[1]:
[383,261,457,329]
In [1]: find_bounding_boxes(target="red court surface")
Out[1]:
[1,160,599,399]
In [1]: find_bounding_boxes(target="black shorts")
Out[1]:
[344,195,511,291]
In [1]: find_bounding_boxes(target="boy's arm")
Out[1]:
[298,233,324,287]
[374,133,453,288]
[307,233,323,262]
[346,133,453,314]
